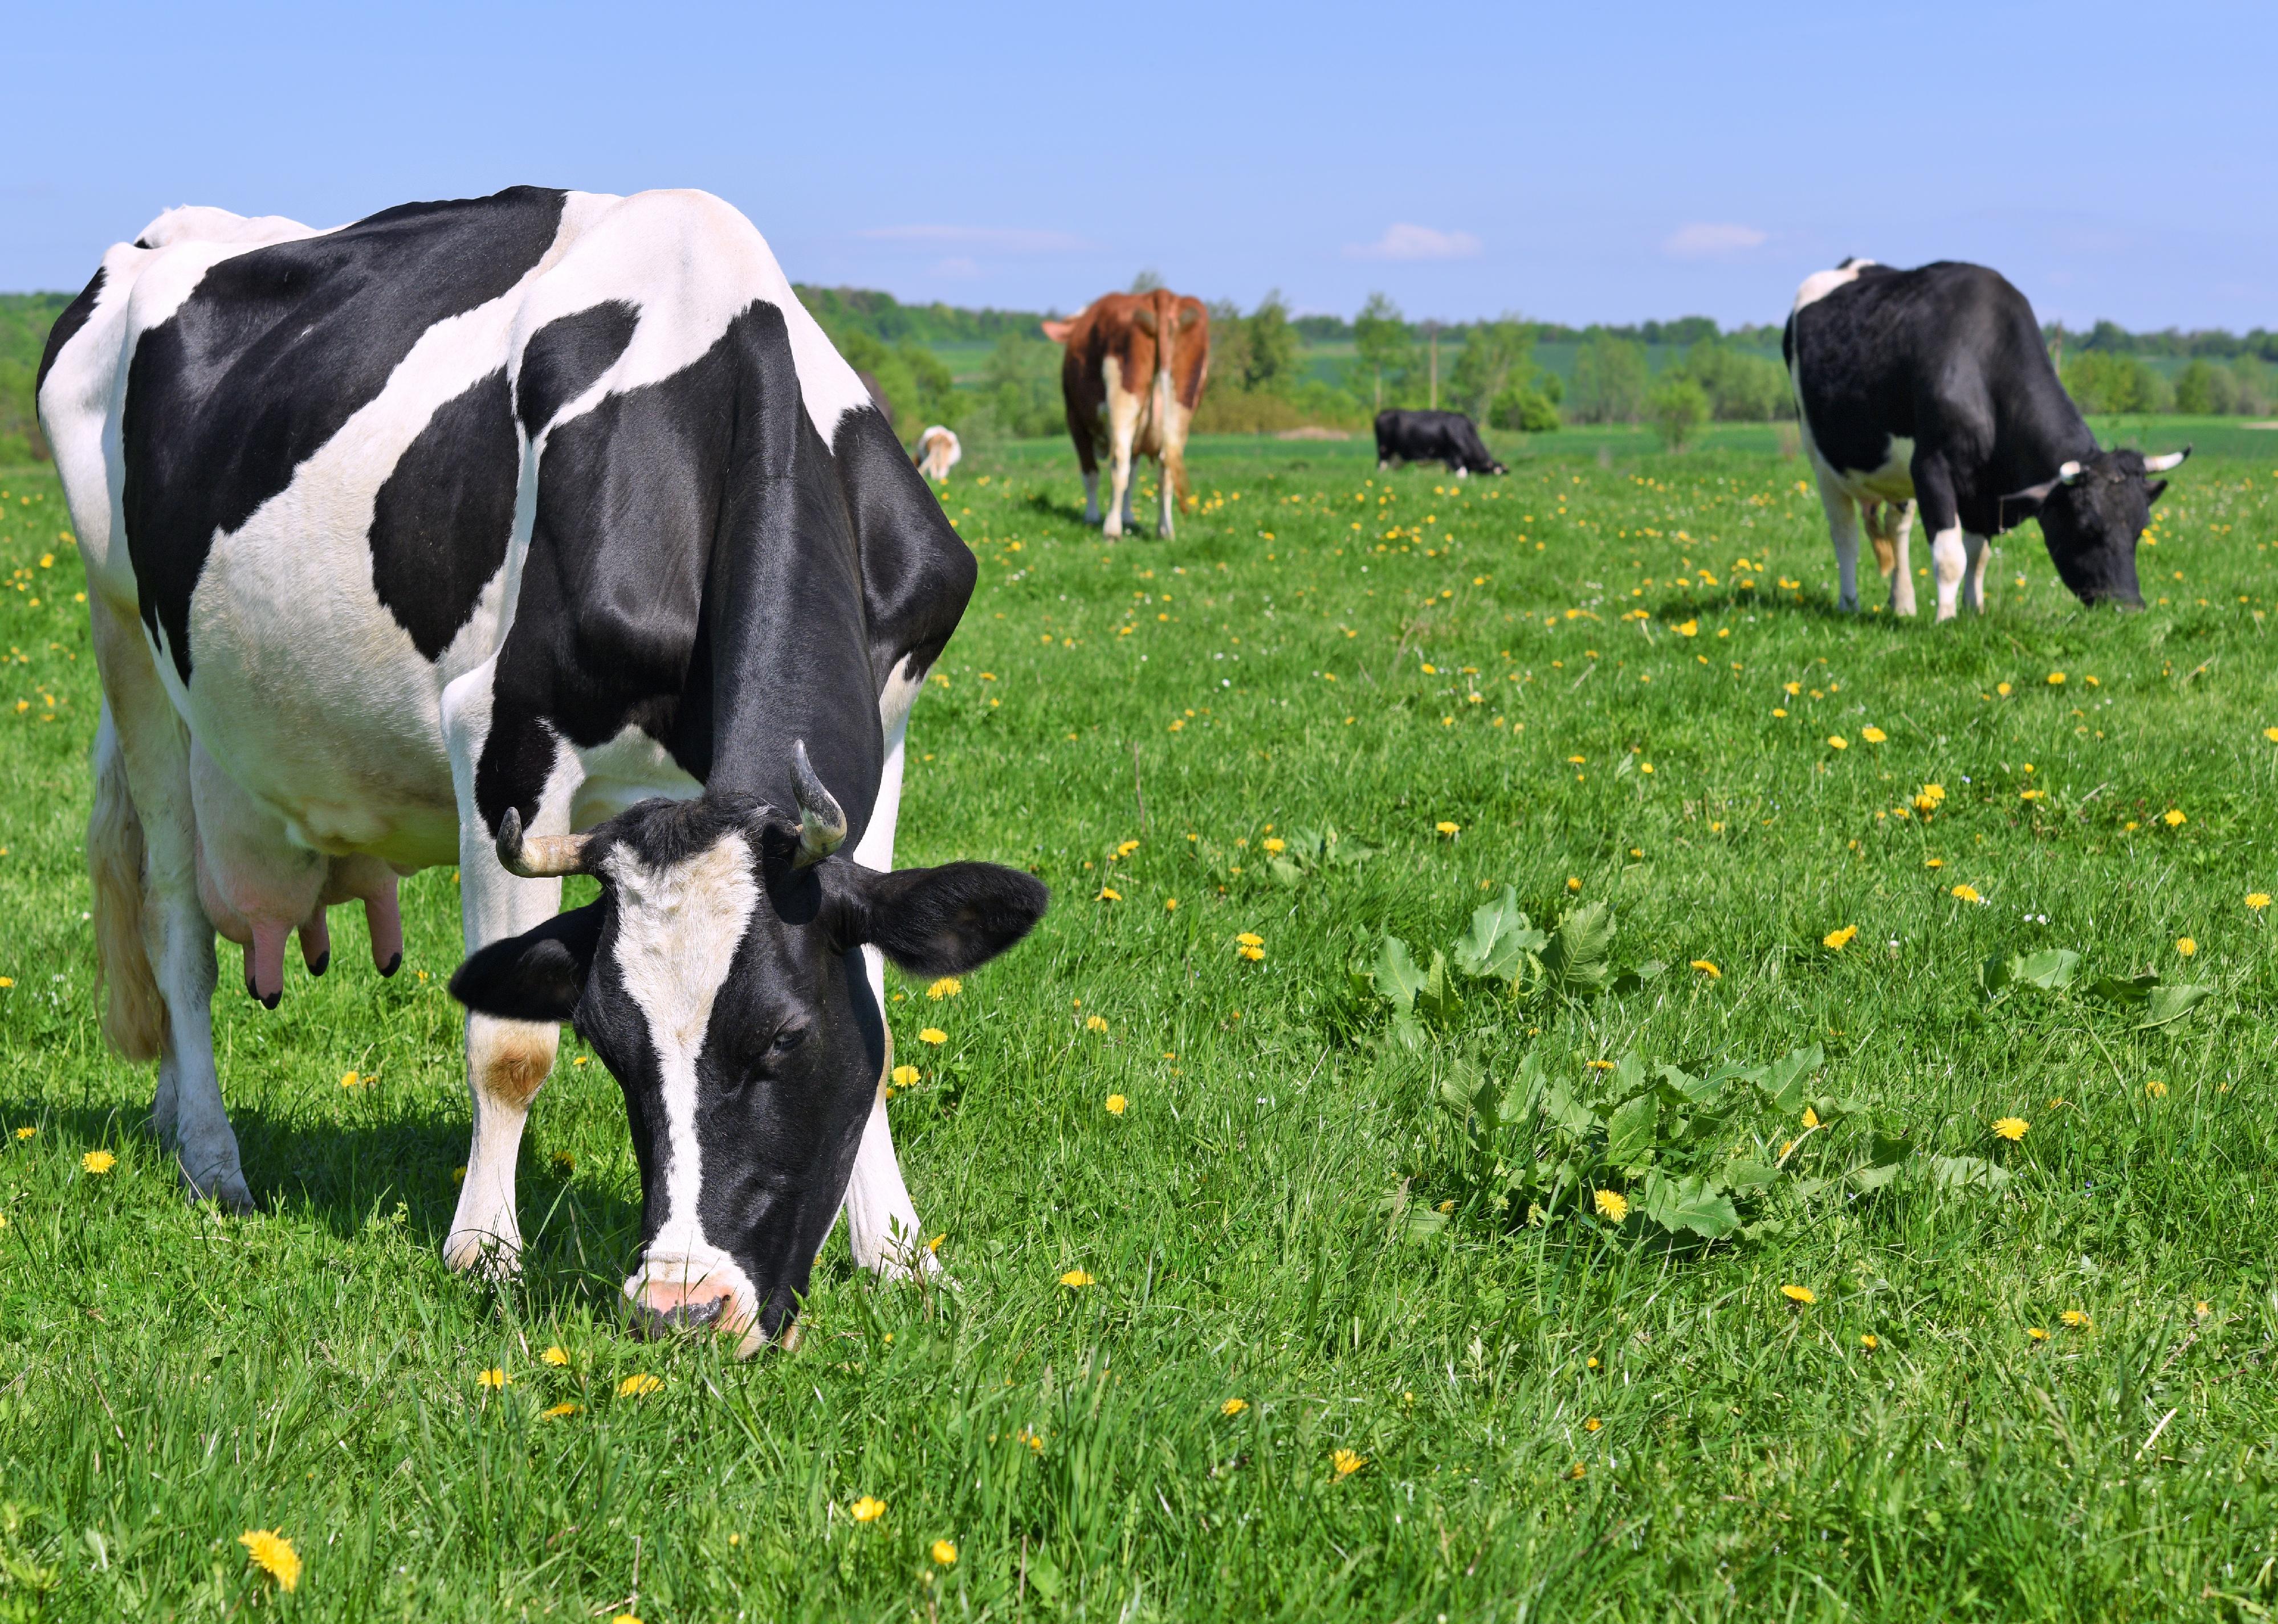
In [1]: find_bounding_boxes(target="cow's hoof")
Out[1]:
[443,1230,523,1280]
[184,1168,255,1214]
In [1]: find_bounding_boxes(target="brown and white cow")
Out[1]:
[914,425,961,483]
[1041,291,1209,538]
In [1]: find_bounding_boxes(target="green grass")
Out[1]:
[5,431,2278,1619]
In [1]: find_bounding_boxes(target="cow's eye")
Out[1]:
[769,1025,808,1055]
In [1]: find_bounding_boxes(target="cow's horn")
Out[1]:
[2141,446,2191,474]
[494,807,589,878]
[789,740,846,868]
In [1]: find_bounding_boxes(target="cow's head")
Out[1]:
[450,748,1048,1354]
[2004,447,2189,609]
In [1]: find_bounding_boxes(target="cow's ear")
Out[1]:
[831,862,1049,977]
[450,904,604,1023]
[1131,307,1158,336]
[2146,479,2169,505]
[1177,304,1201,332]
[1040,319,1073,344]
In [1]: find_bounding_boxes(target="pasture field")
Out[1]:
[3,428,2278,1621]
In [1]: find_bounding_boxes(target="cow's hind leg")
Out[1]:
[1963,532,1991,614]
[1885,500,1919,617]
[1812,468,1864,611]
[89,605,250,1209]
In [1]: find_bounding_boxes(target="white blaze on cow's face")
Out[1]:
[600,834,764,1335]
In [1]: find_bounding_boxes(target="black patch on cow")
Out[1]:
[516,300,641,438]
[474,304,970,859]
[119,186,568,680]
[35,265,105,397]
[368,367,521,661]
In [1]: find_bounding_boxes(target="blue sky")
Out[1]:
[10,1,2272,331]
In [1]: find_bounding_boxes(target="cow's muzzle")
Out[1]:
[630,1292,728,1339]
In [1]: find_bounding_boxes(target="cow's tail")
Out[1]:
[88,704,167,1062]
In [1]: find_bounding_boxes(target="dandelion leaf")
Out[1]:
[2010,948,2082,990]
[1268,856,1306,888]
[1371,936,1427,1014]
[2088,972,2161,1005]
[1452,886,1545,981]
[1610,958,1668,994]
[1641,1172,1741,1239]
[1415,950,1461,1024]
[1540,901,1616,997]
[1929,1154,2011,1192]
[1758,1044,1824,1115]
[1401,1206,1450,1243]
[1605,1089,1659,1168]
[2138,983,2212,1029]
[1721,1158,1782,1193]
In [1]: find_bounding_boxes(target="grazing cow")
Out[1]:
[1374,409,1506,477]
[914,425,961,482]
[1041,290,1209,538]
[1785,258,2188,619]
[40,187,1048,1354]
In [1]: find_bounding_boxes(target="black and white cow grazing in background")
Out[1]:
[1374,409,1506,478]
[1785,258,2187,619]
[40,187,1048,1353]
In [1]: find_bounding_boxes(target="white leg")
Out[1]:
[1887,501,1918,617]
[89,603,251,1210]
[1815,471,1862,612]
[1104,386,1140,540]
[1963,532,1990,613]
[441,669,567,1276]
[1157,458,1177,538]
[1930,525,1967,622]
[1081,468,1101,526]
[837,687,938,1280]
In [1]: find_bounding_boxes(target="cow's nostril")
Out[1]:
[631,1280,733,1339]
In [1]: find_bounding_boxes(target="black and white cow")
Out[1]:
[39,187,1048,1353]
[1784,258,2187,619]
[1374,409,1506,478]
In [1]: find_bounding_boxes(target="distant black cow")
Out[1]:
[1785,258,2187,619]
[1375,409,1506,477]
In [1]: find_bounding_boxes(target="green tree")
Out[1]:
[1647,377,1710,450]
[2063,351,2167,414]
[1674,341,1792,422]
[1448,316,1536,420]
[1570,330,1649,423]
[1352,292,1414,411]
[2173,358,2239,415]
[1241,290,1301,395]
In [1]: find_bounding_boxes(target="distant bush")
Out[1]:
[2062,351,2169,415]
[0,293,72,463]
[1672,341,1793,422]
[1488,386,1562,432]
[1647,377,1710,450]
[2173,357,2271,416]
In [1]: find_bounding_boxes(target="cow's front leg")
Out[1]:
[841,949,939,1281]
[1081,467,1102,526]
[1885,500,1920,617]
[1963,532,1991,614]
[441,675,567,1277]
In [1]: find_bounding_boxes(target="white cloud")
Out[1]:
[859,225,1094,254]
[1343,223,1483,262]
[1662,222,1769,259]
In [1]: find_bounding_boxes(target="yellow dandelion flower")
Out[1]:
[1827,735,1848,750]
[541,1401,581,1419]
[849,1496,886,1523]
[1801,1107,1821,1129]
[1950,884,1982,903]
[1237,944,1264,961]
[1689,960,1719,978]
[1677,620,1698,637]
[1057,1268,1095,1289]
[1593,1188,1629,1222]
[1780,1284,1816,1305]
[1861,726,1887,743]
[2175,937,2197,957]
[1116,839,1140,857]
[2047,671,2065,685]
[2027,1326,2049,1341]
[476,1367,510,1389]
[1823,924,1859,950]
[1583,1415,1602,1432]
[1236,931,1264,947]
[1992,1117,2029,1141]
[239,1529,301,1593]
[918,1027,947,1045]
[1261,837,1286,854]
[1097,886,1122,901]
[1332,1447,1366,1478]
[1221,1398,1249,1417]
[2059,1309,2090,1328]
[339,1070,361,1089]
[1569,1461,1588,1479]
[2267,728,2278,743]
[891,1063,920,1087]
[1084,1014,1108,1034]
[931,1539,958,1566]
[617,1373,662,1397]
[13,1127,32,1140]
[927,976,961,1000]
[1567,876,1583,892]
[542,1345,569,1366]
[2248,893,2271,911]
[1860,1334,1879,1350]
[81,1149,116,1174]
[2163,809,2186,827]
[1164,896,1179,910]
[2146,1079,2169,1098]
[1433,821,1462,840]
[1104,1093,1127,1116]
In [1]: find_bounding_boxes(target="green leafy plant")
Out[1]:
[1267,825,1377,889]
[1977,941,2214,1030]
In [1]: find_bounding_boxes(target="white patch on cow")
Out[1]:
[1792,258,1876,312]
[1963,532,1991,614]
[572,723,703,830]
[606,835,764,1319]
